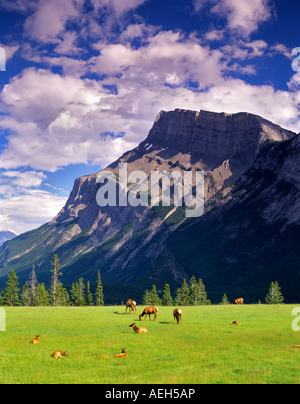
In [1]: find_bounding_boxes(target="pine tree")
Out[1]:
[4,269,20,307]
[148,284,162,306]
[50,254,62,306]
[28,266,38,306]
[21,282,31,306]
[220,294,230,305]
[189,276,201,306]
[143,289,150,305]
[162,284,173,306]
[198,279,211,305]
[176,279,190,306]
[78,278,86,306]
[95,270,104,306]
[265,281,284,304]
[35,283,49,306]
[85,281,94,306]
[56,285,69,306]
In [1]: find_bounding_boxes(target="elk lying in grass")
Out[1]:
[139,307,158,322]
[129,323,148,334]
[51,351,67,359]
[113,348,128,358]
[232,321,241,326]
[173,309,182,324]
[125,299,137,314]
[30,335,40,345]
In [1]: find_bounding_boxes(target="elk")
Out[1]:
[139,307,158,322]
[51,351,67,359]
[232,321,241,326]
[129,323,148,334]
[113,348,128,358]
[173,308,182,324]
[30,335,40,345]
[125,299,137,314]
[234,298,244,305]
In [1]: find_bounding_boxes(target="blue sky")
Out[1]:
[0,0,299,234]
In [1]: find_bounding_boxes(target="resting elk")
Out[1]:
[234,298,244,305]
[125,299,137,314]
[51,351,67,359]
[139,307,158,322]
[113,348,128,358]
[30,335,40,345]
[173,309,182,324]
[129,323,148,334]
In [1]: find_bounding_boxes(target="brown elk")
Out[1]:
[232,321,241,326]
[125,299,137,314]
[173,309,182,324]
[139,307,158,322]
[129,323,148,334]
[30,335,40,345]
[51,350,67,359]
[113,348,128,358]
[234,298,244,305]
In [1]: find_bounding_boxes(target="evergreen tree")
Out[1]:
[4,269,20,307]
[78,278,86,306]
[85,281,94,306]
[143,289,150,305]
[56,285,69,306]
[95,270,104,306]
[148,284,162,306]
[189,276,201,306]
[175,279,190,306]
[21,282,31,306]
[35,283,49,306]
[28,266,38,306]
[50,254,62,306]
[198,279,211,305]
[70,282,80,306]
[220,294,230,305]
[265,281,284,304]
[162,284,173,306]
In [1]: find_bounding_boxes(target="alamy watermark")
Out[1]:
[0,308,6,332]
[0,47,6,72]
[292,48,300,72]
[96,163,204,218]
[292,307,300,332]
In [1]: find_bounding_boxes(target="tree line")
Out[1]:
[0,253,285,306]
[0,254,105,307]
[143,277,212,306]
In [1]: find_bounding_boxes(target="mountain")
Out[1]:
[0,109,299,303]
[0,231,17,247]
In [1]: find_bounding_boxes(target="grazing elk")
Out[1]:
[113,348,128,358]
[125,299,137,314]
[30,335,40,345]
[129,323,148,334]
[234,298,244,305]
[51,351,67,359]
[173,309,182,324]
[139,307,158,322]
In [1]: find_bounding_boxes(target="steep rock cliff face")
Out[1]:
[0,109,298,302]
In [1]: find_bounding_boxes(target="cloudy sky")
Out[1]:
[0,0,299,234]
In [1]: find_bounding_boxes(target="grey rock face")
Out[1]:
[0,109,298,296]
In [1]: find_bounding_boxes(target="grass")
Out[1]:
[0,305,300,384]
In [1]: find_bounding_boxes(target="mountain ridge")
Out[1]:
[0,109,299,303]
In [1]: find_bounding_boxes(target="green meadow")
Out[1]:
[0,305,300,384]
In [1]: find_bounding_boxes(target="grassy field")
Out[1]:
[0,305,300,384]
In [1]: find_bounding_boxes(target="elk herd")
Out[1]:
[29,297,244,359]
